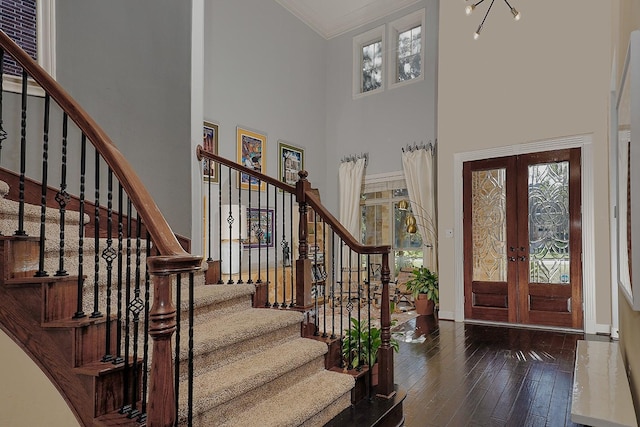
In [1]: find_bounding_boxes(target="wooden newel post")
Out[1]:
[147,271,176,427]
[146,255,201,427]
[295,170,312,308]
[377,252,395,398]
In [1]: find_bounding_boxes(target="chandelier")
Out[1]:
[465,0,520,40]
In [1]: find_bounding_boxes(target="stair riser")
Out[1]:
[42,278,79,322]
[0,238,40,281]
[80,368,142,419]
[72,321,119,368]
[185,356,327,426]
[178,322,301,378]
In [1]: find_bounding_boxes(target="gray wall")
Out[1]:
[202,0,327,199]
[56,0,192,236]
[324,0,439,211]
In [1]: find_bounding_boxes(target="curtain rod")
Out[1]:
[401,139,437,154]
[341,152,369,166]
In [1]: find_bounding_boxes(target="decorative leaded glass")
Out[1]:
[472,169,507,282]
[528,162,570,284]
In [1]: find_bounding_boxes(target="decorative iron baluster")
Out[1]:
[138,231,150,423]
[207,159,212,262]
[247,179,253,284]
[226,167,233,284]
[55,113,70,276]
[174,274,182,423]
[127,212,144,419]
[217,167,223,284]
[91,149,102,318]
[330,232,336,339]
[321,220,328,338]
[35,94,50,277]
[15,70,28,236]
[290,193,295,308]
[120,197,133,414]
[113,184,124,364]
[0,49,7,166]
[101,169,116,362]
[73,135,87,319]
[188,272,195,426]
[271,185,278,308]
[313,214,319,336]
[237,176,244,284]
[280,190,287,307]
[256,180,262,284]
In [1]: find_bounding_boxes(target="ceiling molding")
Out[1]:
[275,0,421,39]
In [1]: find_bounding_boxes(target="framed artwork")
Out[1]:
[245,207,274,249]
[278,141,304,186]
[203,121,219,183]
[237,127,266,191]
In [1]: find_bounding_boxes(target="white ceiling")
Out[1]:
[274,0,422,39]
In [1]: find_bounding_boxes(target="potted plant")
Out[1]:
[341,317,399,385]
[404,267,439,315]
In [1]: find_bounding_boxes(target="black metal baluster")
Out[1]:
[174,274,182,424]
[290,194,294,308]
[0,49,7,166]
[217,168,223,284]
[313,215,319,336]
[55,114,70,276]
[256,181,262,284]
[188,272,195,426]
[247,181,253,284]
[73,135,87,319]
[120,197,133,413]
[207,159,212,263]
[101,169,116,362]
[321,221,328,337]
[281,191,287,307]
[272,186,278,308]
[139,231,150,423]
[226,167,233,284]
[91,149,102,318]
[330,232,336,339]
[15,70,28,236]
[113,184,124,364]
[35,94,50,277]
[127,212,143,419]
[237,176,244,284]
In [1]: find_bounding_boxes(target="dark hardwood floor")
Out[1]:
[393,316,594,427]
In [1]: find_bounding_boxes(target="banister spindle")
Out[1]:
[55,113,70,276]
[0,49,7,165]
[256,180,262,284]
[217,171,223,284]
[139,230,151,423]
[273,185,279,308]
[35,94,50,277]
[247,180,253,284]
[73,135,87,319]
[127,212,144,419]
[237,175,244,284]
[114,183,125,364]
[289,193,295,308]
[207,159,212,263]
[121,198,133,413]
[101,169,116,362]
[226,167,233,284]
[15,70,28,236]
[91,148,102,318]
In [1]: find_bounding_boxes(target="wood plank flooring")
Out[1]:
[393,316,593,427]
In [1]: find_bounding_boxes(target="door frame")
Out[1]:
[452,134,600,334]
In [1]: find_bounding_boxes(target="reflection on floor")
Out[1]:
[393,316,587,427]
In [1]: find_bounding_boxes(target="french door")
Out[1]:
[463,149,583,329]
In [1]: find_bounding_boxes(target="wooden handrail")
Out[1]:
[0,30,191,261]
[196,146,391,256]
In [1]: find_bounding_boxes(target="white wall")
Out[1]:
[324,0,439,212]
[438,0,614,328]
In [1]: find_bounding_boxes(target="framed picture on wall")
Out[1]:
[278,141,304,186]
[202,121,219,183]
[246,207,274,249]
[237,126,266,191]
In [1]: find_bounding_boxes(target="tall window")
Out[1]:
[352,25,385,99]
[361,176,423,279]
[389,9,425,88]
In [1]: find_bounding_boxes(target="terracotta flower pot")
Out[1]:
[414,294,435,315]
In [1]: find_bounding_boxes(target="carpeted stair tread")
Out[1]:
[221,369,355,427]
[181,337,330,415]
[182,308,303,359]
[181,283,254,312]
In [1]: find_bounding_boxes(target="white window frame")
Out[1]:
[3,0,56,96]
[388,9,425,90]
[352,25,385,100]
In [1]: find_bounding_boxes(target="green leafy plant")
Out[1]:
[404,267,439,304]
[341,317,399,369]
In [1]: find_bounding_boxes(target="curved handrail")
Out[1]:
[197,146,391,256]
[0,30,195,264]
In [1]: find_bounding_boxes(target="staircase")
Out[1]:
[0,178,354,426]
